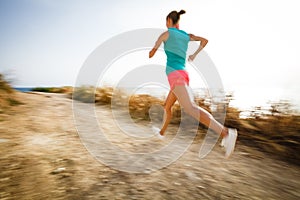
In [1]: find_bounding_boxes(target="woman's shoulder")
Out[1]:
[178,29,188,35]
[168,28,188,36]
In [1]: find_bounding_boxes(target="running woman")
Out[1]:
[149,10,238,158]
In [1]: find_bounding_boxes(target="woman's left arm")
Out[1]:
[188,34,208,61]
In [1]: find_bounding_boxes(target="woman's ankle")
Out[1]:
[221,128,229,138]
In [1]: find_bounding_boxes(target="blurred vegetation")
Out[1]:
[233,101,300,165]
[0,74,22,113]
[72,86,95,103]
[0,74,13,93]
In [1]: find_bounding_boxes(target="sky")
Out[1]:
[0,0,299,109]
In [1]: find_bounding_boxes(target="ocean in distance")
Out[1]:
[14,87,34,92]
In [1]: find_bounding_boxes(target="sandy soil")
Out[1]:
[0,92,299,200]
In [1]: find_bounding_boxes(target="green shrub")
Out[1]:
[0,74,13,93]
[72,86,95,103]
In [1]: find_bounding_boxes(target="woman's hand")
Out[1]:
[149,48,157,58]
[188,54,196,61]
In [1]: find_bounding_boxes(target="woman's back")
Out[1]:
[164,27,189,75]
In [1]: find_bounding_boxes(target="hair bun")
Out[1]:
[178,10,186,15]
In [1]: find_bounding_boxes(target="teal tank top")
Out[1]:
[164,28,190,75]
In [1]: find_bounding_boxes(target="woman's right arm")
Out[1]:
[149,31,169,58]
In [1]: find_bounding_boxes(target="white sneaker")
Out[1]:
[222,128,238,158]
[220,137,225,147]
[152,126,165,140]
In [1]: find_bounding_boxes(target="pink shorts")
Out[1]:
[167,70,189,89]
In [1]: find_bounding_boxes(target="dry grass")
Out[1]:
[0,74,22,113]
[235,114,300,165]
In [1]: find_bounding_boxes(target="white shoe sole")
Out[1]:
[225,128,238,158]
[152,126,165,140]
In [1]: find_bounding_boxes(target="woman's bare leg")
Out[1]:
[173,85,228,137]
[159,91,177,135]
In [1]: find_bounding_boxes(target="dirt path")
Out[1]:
[0,92,299,199]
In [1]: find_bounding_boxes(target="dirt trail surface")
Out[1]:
[0,92,299,200]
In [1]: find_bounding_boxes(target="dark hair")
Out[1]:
[166,10,186,24]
